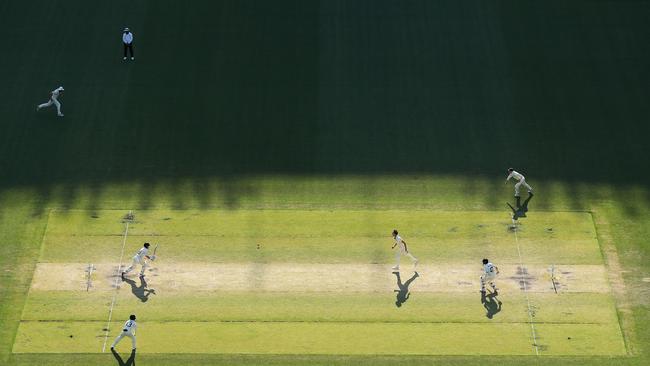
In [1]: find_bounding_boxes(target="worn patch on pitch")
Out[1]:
[29,262,610,294]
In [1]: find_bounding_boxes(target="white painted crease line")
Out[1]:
[101,210,131,353]
[86,263,94,292]
[514,226,540,356]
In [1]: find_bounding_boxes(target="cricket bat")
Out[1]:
[151,244,159,261]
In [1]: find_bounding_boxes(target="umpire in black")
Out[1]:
[122,27,134,60]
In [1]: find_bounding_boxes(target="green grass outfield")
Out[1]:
[1,204,626,356]
[6,206,628,357]
[1,0,649,365]
[1,177,649,365]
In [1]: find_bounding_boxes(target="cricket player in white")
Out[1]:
[391,229,418,271]
[505,168,533,197]
[36,86,64,117]
[111,314,137,350]
[122,243,152,277]
[480,258,499,293]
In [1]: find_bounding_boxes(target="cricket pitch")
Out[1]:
[13,209,626,356]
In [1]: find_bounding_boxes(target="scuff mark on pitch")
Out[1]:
[510,266,536,290]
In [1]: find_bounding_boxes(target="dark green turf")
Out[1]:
[1,0,649,189]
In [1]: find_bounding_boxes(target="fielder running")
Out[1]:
[111,314,137,350]
[391,229,418,271]
[122,243,155,278]
[505,168,533,197]
[480,258,499,294]
[36,86,64,117]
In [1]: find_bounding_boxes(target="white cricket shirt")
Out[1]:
[122,319,137,334]
[123,32,133,44]
[51,87,63,99]
[506,170,524,182]
[134,247,149,261]
[394,235,406,251]
[484,262,497,274]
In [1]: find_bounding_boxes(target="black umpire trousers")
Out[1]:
[124,43,134,58]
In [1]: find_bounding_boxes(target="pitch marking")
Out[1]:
[514,225,540,356]
[101,210,132,353]
[86,263,94,292]
[551,264,558,294]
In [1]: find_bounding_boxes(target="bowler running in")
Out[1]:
[391,229,418,271]
[122,243,154,278]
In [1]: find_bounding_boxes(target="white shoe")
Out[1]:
[131,57,134,60]
[57,113,64,117]
[391,266,399,271]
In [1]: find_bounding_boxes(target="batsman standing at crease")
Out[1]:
[122,243,156,278]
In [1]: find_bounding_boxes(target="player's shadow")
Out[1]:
[122,276,156,302]
[508,193,533,221]
[393,271,419,307]
[481,291,502,319]
[111,348,136,366]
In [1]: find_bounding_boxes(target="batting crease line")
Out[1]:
[551,264,558,294]
[86,263,94,292]
[514,226,540,356]
[101,210,131,353]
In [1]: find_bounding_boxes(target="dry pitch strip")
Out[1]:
[13,209,626,356]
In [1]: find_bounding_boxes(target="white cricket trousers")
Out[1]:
[111,331,136,349]
[395,250,418,267]
[37,97,62,115]
[124,256,148,275]
[514,179,533,197]
[481,273,497,290]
